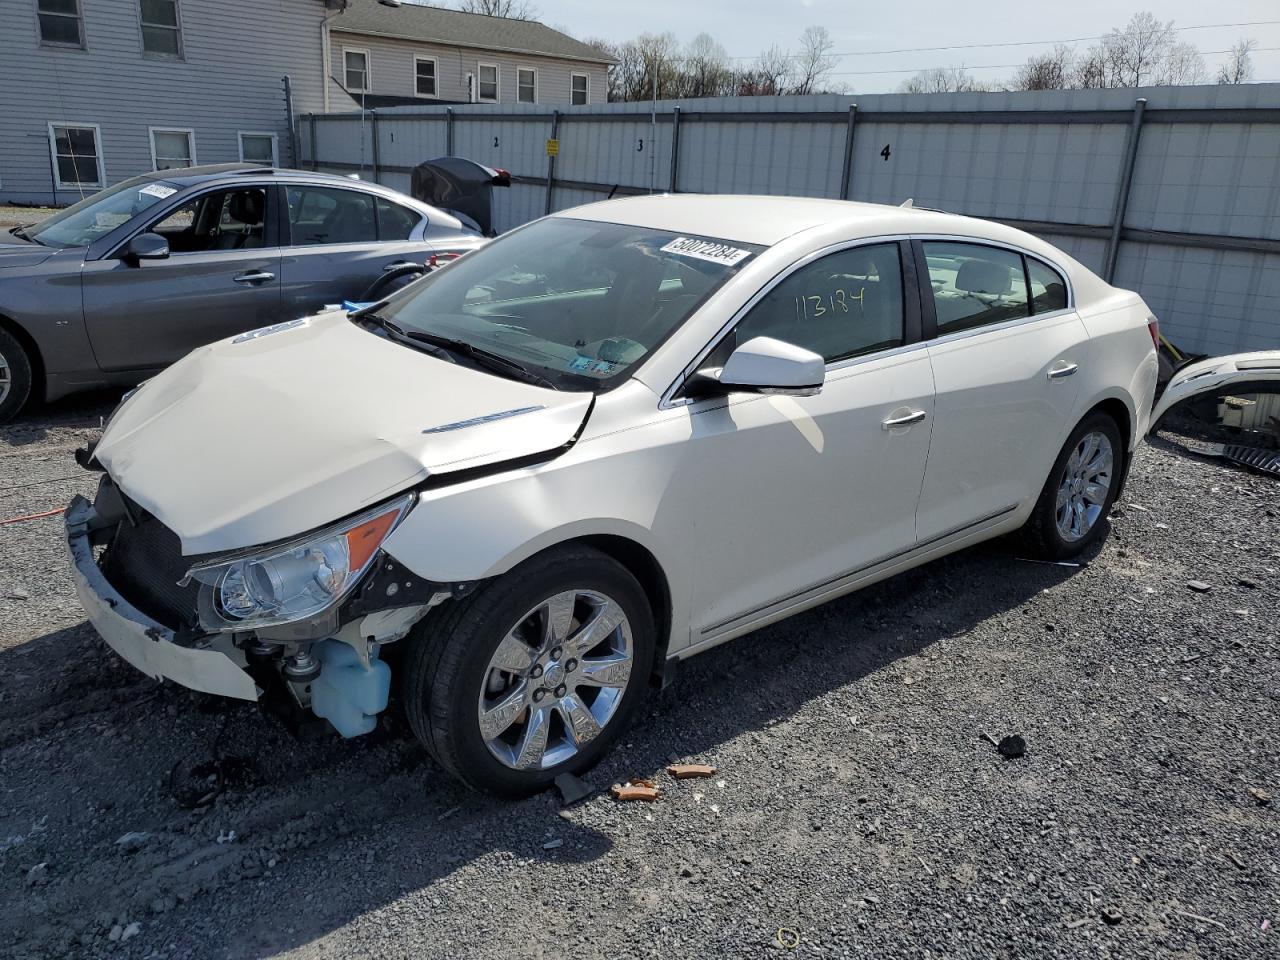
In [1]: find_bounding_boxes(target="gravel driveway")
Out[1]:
[0,398,1275,960]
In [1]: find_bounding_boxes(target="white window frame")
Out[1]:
[516,66,538,104]
[47,121,104,189]
[237,131,279,166]
[343,46,371,93]
[413,55,438,99]
[570,72,590,106]
[138,0,183,59]
[477,61,499,102]
[36,0,85,48]
[148,126,196,171]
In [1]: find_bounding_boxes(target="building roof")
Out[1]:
[330,0,616,65]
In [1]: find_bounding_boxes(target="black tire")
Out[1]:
[0,327,33,424]
[402,546,655,796]
[1020,411,1124,561]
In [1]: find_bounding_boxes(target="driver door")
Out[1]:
[673,241,936,640]
[81,186,282,372]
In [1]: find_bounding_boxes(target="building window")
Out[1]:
[344,48,369,92]
[238,132,278,166]
[477,62,498,101]
[139,0,182,57]
[414,56,437,97]
[571,72,589,106]
[48,123,102,188]
[37,0,84,47]
[517,67,537,104]
[150,128,195,170]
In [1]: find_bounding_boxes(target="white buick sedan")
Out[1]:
[69,195,1221,795]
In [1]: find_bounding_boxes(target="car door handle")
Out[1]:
[233,271,275,286]
[1048,361,1079,380]
[383,260,421,272]
[882,408,928,429]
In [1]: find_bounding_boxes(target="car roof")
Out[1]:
[557,193,1044,249]
[155,163,385,191]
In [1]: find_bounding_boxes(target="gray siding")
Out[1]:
[328,29,607,108]
[0,0,327,205]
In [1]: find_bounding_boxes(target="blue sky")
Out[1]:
[510,0,1280,92]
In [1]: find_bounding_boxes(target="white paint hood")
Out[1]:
[94,311,593,554]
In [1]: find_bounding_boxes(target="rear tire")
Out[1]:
[0,327,33,424]
[402,546,655,796]
[1020,412,1123,561]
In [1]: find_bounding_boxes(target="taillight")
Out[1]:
[1147,317,1160,349]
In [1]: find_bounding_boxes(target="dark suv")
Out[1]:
[0,163,485,421]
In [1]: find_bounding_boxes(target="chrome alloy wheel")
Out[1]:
[476,589,633,771]
[1055,430,1114,542]
[0,349,10,406]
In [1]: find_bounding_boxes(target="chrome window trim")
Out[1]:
[926,304,1078,349]
[660,233,914,410]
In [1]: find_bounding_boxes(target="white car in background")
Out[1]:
[67,194,1273,797]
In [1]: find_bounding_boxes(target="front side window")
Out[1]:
[1027,256,1068,314]
[150,128,194,170]
[923,241,1030,335]
[710,243,905,366]
[517,68,536,103]
[37,0,83,47]
[415,56,437,97]
[148,188,267,252]
[49,123,102,188]
[238,132,277,165]
[28,173,176,248]
[286,186,376,245]
[571,73,589,105]
[139,0,182,57]
[376,197,421,241]
[344,49,369,92]
[378,218,761,390]
[477,62,498,101]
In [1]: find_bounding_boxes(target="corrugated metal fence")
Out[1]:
[300,84,1280,356]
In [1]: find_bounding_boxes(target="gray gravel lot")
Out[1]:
[0,396,1276,960]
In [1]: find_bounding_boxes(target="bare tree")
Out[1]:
[678,33,734,98]
[791,26,839,95]
[1217,38,1257,84]
[610,32,682,102]
[582,36,624,101]
[456,0,538,20]
[1011,44,1074,90]
[1158,41,1206,84]
[897,66,986,94]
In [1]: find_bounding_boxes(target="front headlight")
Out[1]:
[186,494,413,632]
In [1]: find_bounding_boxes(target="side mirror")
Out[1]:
[123,232,169,265]
[691,336,825,398]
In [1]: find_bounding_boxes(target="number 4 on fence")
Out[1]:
[881,144,891,161]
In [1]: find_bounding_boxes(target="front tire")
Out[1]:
[0,327,33,423]
[402,546,655,796]
[1020,412,1123,560]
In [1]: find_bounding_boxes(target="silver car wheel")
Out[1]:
[0,348,10,405]
[476,589,633,771]
[1055,430,1114,542]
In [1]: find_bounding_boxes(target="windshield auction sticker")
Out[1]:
[660,237,751,266]
[140,183,177,199]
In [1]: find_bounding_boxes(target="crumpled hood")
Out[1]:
[95,311,593,554]
[0,237,58,269]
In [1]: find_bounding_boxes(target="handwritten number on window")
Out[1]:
[796,287,865,320]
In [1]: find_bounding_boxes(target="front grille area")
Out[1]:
[100,507,201,630]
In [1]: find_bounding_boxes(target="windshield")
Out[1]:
[377,217,761,390]
[26,174,181,248]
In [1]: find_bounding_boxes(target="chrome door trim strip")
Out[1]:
[698,502,1019,637]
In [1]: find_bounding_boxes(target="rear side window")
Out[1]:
[712,243,905,365]
[376,197,421,241]
[923,241,1029,334]
[286,186,376,245]
[1027,257,1068,314]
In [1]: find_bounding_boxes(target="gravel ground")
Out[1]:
[0,398,1276,960]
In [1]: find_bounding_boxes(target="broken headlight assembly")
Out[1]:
[185,494,414,632]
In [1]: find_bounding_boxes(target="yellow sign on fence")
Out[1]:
[546,138,560,157]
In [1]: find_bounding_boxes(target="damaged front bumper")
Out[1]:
[65,496,260,701]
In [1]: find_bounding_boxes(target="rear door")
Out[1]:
[914,240,1091,541]
[80,185,282,372]
[277,184,433,316]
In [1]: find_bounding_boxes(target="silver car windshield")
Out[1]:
[378,217,761,390]
[27,175,181,249]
